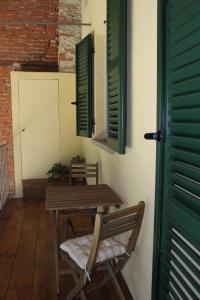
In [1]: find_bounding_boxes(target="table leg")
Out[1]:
[54,210,60,294]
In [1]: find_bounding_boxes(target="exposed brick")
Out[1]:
[58,0,81,72]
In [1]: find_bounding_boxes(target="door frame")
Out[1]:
[11,72,61,197]
[152,0,166,299]
[11,71,80,198]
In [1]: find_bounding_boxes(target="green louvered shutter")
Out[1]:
[76,34,93,137]
[107,0,127,154]
[156,1,200,299]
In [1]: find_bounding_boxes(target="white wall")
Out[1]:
[81,1,158,299]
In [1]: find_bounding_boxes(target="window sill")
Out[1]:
[91,138,115,154]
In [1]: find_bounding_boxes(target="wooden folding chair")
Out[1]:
[60,201,145,300]
[65,162,99,237]
[69,162,99,186]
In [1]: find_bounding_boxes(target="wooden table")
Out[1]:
[45,184,123,294]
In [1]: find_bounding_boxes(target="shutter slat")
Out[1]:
[163,249,200,300]
[170,14,200,45]
[170,231,200,271]
[109,96,119,105]
[167,264,199,300]
[171,45,200,70]
[165,235,200,279]
[108,81,119,91]
[160,220,200,299]
[164,229,200,300]
[170,173,200,198]
[109,110,118,117]
[169,161,200,183]
[170,92,200,109]
[169,136,200,152]
[76,34,93,137]
[108,90,118,97]
[170,77,200,96]
[170,30,200,58]
[108,103,118,110]
[168,1,200,30]
[169,148,200,168]
[169,135,200,154]
[168,0,192,15]
[170,108,200,122]
[168,285,184,300]
[162,271,189,300]
[170,184,200,211]
[169,122,200,137]
[109,124,118,130]
[172,61,200,83]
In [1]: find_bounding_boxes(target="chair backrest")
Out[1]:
[69,162,99,185]
[87,201,145,273]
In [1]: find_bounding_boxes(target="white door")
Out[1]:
[19,79,60,179]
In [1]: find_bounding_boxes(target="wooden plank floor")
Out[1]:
[0,199,133,300]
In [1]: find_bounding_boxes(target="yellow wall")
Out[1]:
[82,1,158,299]
[11,72,83,197]
[82,0,107,138]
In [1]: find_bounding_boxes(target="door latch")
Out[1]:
[144,130,165,142]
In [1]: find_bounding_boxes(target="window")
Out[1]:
[76,0,127,154]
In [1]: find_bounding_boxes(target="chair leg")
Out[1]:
[106,262,126,300]
[64,217,76,239]
[66,273,86,300]
[86,260,125,295]
[54,210,60,294]
[61,252,87,300]
[70,267,87,300]
[86,271,111,293]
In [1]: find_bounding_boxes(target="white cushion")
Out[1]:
[60,234,126,270]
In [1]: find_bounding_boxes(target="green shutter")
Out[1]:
[76,34,93,137]
[155,1,200,299]
[107,0,127,154]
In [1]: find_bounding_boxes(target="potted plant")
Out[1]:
[47,163,69,182]
[71,155,85,164]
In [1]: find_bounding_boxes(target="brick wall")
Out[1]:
[0,0,59,68]
[0,0,81,195]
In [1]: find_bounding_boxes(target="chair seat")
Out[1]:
[60,234,126,270]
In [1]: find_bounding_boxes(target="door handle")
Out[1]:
[22,128,25,132]
[144,130,165,142]
[71,102,77,105]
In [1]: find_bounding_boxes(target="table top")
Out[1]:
[45,184,123,211]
